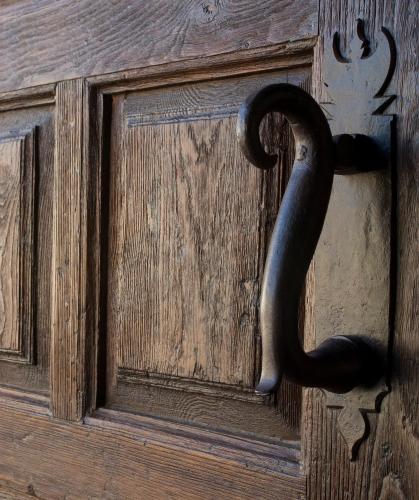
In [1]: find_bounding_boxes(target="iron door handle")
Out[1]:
[237,83,383,395]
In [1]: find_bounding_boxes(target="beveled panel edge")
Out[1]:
[0,385,49,411]
[117,368,267,404]
[126,105,237,127]
[0,84,55,112]
[0,128,36,365]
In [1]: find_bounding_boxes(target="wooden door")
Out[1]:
[0,1,416,499]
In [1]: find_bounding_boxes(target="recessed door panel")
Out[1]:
[102,69,309,440]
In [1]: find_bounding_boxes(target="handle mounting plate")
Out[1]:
[317,19,396,459]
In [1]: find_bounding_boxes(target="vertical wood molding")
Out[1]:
[51,79,84,420]
[303,1,418,498]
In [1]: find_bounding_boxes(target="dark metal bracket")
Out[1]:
[320,19,396,460]
[236,19,396,459]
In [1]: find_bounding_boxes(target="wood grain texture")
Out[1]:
[0,487,35,499]
[101,69,305,439]
[114,118,260,386]
[83,46,311,425]
[0,0,317,93]
[0,94,54,393]
[1,3,415,498]
[303,1,419,498]
[89,37,314,94]
[0,394,305,500]
[0,84,55,112]
[0,137,25,354]
[0,132,35,365]
[92,407,301,476]
[51,79,84,419]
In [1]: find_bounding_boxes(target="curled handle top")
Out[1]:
[237,84,382,394]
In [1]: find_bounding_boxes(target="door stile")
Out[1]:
[51,78,86,420]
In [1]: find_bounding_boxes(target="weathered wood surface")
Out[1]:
[0,393,305,500]
[0,138,25,353]
[51,79,84,420]
[0,0,317,93]
[0,91,54,393]
[103,69,305,439]
[0,1,415,499]
[0,131,35,366]
[303,1,419,499]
